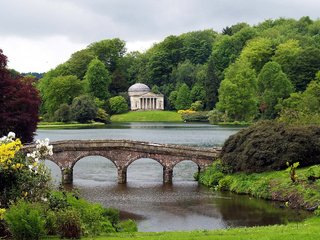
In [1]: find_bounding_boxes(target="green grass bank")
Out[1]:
[45,217,320,240]
[198,161,320,210]
[38,121,106,129]
[110,111,183,122]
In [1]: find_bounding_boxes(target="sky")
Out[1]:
[0,0,319,73]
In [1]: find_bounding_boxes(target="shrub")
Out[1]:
[116,219,138,232]
[103,207,120,226]
[56,208,82,239]
[190,101,204,111]
[71,95,97,123]
[95,108,110,123]
[44,210,57,235]
[197,161,225,186]
[5,200,45,240]
[54,103,72,122]
[221,121,320,173]
[109,96,128,114]
[181,111,209,122]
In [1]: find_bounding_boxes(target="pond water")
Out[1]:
[36,123,309,232]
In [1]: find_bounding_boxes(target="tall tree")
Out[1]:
[42,75,84,116]
[85,58,111,100]
[257,62,293,118]
[217,60,258,121]
[0,50,40,142]
[175,83,192,110]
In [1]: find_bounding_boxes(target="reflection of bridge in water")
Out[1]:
[26,140,221,184]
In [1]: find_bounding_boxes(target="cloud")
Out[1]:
[0,0,319,72]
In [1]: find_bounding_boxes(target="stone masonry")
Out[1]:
[24,140,221,184]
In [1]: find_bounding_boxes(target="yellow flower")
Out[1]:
[0,208,6,220]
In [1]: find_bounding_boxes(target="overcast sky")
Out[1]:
[0,0,319,72]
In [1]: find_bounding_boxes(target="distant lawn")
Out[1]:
[111,111,183,122]
[37,121,106,129]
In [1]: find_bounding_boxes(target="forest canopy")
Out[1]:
[36,17,320,123]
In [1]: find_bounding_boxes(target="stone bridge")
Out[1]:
[25,140,221,184]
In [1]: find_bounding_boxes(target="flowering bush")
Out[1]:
[0,132,53,207]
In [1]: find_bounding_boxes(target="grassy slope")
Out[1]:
[111,111,182,122]
[198,162,320,209]
[46,217,320,240]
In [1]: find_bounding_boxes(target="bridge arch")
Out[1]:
[172,160,200,181]
[23,139,220,184]
[126,158,164,182]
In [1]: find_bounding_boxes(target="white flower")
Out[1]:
[8,132,15,139]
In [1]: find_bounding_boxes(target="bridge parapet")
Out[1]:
[24,140,221,184]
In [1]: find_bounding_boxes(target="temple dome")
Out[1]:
[128,83,150,96]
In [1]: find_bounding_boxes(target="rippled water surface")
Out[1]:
[36,123,309,231]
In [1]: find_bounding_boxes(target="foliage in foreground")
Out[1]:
[221,121,320,173]
[198,161,320,210]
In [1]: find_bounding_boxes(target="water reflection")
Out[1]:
[38,124,310,232]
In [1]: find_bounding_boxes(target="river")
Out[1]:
[35,122,309,232]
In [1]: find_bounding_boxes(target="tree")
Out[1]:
[272,39,301,79]
[190,83,206,102]
[239,37,274,73]
[168,91,178,110]
[54,104,72,122]
[66,49,95,80]
[289,47,320,91]
[85,58,111,100]
[171,60,196,87]
[71,95,97,123]
[257,62,293,118]
[175,83,192,110]
[0,49,40,143]
[88,38,126,72]
[217,60,258,121]
[109,96,128,114]
[41,75,84,116]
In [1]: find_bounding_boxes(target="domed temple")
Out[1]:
[128,83,164,110]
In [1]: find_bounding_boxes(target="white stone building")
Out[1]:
[128,83,164,110]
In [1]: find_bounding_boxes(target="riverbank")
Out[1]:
[198,161,320,210]
[45,216,320,240]
[38,121,106,129]
[110,111,182,122]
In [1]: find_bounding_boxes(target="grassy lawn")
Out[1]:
[45,217,320,240]
[37,121,106,129]
[111,111,182,122]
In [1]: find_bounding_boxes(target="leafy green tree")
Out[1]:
[289,47,320,91]
[168,90,178,110]
[41,75,84,116]
[239,37,274,73]
[151,85,160,94]
[66,49,95,79]
[217,60,258,121]
[180,30,216,64]
[85,58,111,101]
[95,108,110,123]
[257,62,293,118]
[88,38,126,72]
[171,60,196,87]
[175,83,192,110]
[190,83,206,102]
[109,96,128,114]
[54,104,72,122]
[71,95,97,123]
[272,39,301,78]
